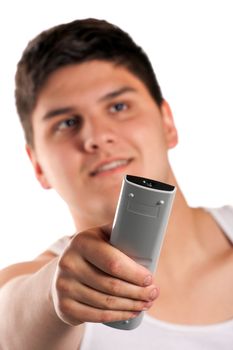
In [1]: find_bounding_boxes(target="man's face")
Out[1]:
[29,60,177,226]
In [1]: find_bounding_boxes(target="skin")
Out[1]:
[27,60,177,326]
[28,61,178,228]
[27,60,233,326]
[1,60,231,347]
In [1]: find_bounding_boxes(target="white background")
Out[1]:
[0,0,232,268]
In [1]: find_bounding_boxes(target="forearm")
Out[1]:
[0,258,83,350]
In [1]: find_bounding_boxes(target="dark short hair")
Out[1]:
[15,18,164,146]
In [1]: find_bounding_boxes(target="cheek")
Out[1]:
[125,118,166,151]
[125,119,169,179]
[37,145,76,187]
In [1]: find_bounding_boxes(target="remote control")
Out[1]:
[104,174,176,330]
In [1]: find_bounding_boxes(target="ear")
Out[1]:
[160,100,178,149]
[26,145,51,190]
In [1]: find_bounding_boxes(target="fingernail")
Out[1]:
[143,275,152,286]
[149,288,159,300]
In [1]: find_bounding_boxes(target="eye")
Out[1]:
[109,102,128,113]
[56,116,81,131]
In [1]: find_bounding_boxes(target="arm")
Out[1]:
[0,254,84,350]
[0,226,159,349]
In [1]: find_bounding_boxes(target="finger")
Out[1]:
[58,297,141,325]
[57,277,156,311]
[74,260,159,302]
[75,230,153,287]
[58,251,158,302]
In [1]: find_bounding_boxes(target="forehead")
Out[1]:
[35,60,150,106]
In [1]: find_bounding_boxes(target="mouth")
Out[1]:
[90,158,133,177]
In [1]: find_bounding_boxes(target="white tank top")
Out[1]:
[48,206,233,350]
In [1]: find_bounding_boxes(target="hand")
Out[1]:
[51,224,159,326]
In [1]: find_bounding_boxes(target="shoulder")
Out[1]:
[206,205,233,242]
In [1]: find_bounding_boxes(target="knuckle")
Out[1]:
[58,298,73,316]
[107,258,121,276]
[73,231,94,252]
[58,255,74,273]
[99,311,113,323]
[104,295,116,309]
[72,232,85,249]
[56,277,70,294]
[108,278,121,295]
[56,301,78,326]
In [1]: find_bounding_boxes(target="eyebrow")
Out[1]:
[42,107,76,121]
[42,86,137,121]
[98,86,137,102]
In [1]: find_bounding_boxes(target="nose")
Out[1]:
[83,119,116,152]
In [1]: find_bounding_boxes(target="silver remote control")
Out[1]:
[104,174,176,330]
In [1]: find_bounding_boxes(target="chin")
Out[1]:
[93,202,117,225]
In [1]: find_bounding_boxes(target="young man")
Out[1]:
[0,18,232,349]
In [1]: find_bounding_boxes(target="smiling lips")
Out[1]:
[90,158,132,176]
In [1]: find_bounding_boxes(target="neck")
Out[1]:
[71,172,210,274]
[156,173,218,279]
